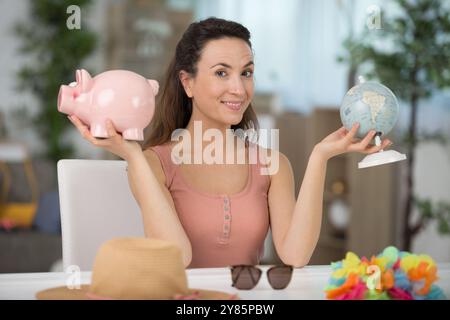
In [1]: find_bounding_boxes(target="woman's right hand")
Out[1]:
[68,115,143,161]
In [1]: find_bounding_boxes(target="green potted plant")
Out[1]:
[14,0,97,163]
[339,0,450,250]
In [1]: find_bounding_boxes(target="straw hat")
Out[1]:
[36,237,238,300]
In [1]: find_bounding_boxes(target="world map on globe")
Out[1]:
[340,81,399,139]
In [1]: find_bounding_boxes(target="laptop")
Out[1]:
[57,159,144,271]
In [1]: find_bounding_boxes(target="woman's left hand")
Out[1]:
[313,122,392,161]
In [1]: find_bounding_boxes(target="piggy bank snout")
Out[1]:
[58,85,75,114]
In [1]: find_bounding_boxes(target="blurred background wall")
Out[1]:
[0,0,449,272]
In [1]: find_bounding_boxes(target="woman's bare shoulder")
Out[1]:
[142,145,171,185]
[251,144,291,181]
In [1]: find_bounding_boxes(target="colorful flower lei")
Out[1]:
[324,246,447,300]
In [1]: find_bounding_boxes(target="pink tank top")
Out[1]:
[150,142,271,268]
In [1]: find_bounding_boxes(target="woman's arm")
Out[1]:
[127,151,192,267]
[267,149,325,267]
[269,123,392,267]
[68,115,192,267]
[268,148,326,268]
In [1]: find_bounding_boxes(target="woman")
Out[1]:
[68,17,392,268]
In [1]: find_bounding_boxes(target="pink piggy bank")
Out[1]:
[58,69,159,141]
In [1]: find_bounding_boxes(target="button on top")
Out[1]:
[220,197,231,241]
[224,197,230,211]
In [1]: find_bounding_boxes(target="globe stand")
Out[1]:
[358,134,407,169]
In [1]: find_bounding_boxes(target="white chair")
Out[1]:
[57,159,144,271]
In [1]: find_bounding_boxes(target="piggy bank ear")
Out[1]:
[147,80,159,96]
[75,69,93,92]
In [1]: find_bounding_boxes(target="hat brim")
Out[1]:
[36,285,238,300]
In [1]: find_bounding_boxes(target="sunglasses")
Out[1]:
[230,265,293,290]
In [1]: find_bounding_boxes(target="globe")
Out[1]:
[340,81,399,139]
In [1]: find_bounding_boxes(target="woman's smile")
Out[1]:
[221,100,244,111]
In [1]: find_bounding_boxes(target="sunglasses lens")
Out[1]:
[231,266,262,290]
[267,266,293,289]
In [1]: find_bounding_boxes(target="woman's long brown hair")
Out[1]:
[143,17,259,149]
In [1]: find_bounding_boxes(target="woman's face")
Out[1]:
[180,37,254,128]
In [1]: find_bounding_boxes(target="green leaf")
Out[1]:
[414,196,450,236]
[437,218,450,235]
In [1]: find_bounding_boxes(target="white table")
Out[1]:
[1,264,449,300]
